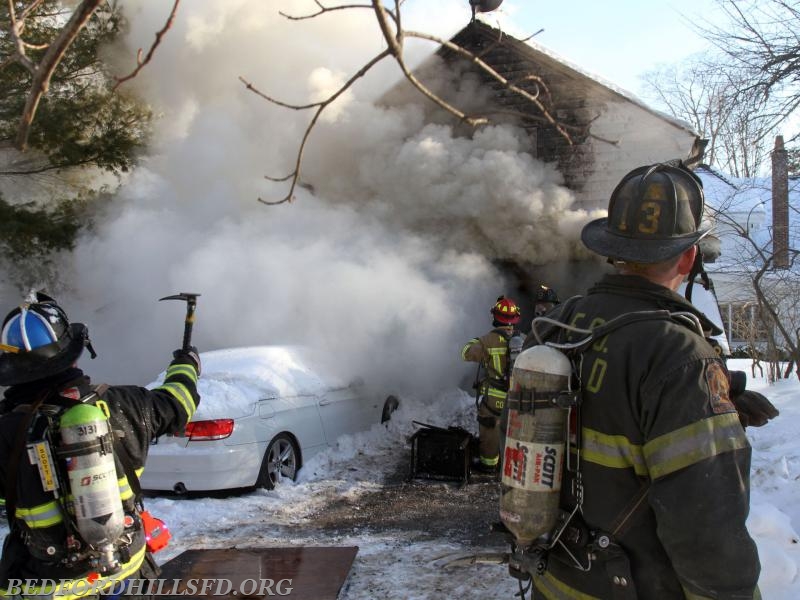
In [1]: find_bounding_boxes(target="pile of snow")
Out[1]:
[2,359,797,598]
[141,358,800,598]
[148,346,348,420]
[742,359,800,597]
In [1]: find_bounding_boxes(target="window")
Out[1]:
[720,302,769,347]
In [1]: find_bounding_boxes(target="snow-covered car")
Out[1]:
[140,346,398,492]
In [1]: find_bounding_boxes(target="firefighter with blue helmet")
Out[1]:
[0,291,201,599]
[462,296,522,472]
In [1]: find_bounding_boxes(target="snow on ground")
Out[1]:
[1,359,797,598]
[140,358,800,599]
[737,360,800,598]
[138,388,521,599]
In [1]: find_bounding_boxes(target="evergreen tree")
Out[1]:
[0,1,152,289]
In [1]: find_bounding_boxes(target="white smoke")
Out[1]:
[22,0,597,395]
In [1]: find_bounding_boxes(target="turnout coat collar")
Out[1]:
[587,274,723,337]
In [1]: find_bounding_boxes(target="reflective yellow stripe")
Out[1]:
[480,455,499,466]
[461,339,478,360]
[682,587,714,600]
[581,428,648,476]
[679,584,760,600]
[486,387,507,399]
[135,466,144,478]
[118,476,133,501]
[644,412,748,480]
[683,586,761,600]
[487,346,506,373]
[0,543,146,600]
[167,363,198,384]
[533,571,602,600]
[15,501,62,528]
[156,381,196,420]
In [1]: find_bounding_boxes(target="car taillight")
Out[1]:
[185,419,234,441]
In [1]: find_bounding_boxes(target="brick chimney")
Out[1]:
[772,135,790,269]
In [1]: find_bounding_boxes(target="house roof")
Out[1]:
[446,21,698,137]
[695,164,799,270]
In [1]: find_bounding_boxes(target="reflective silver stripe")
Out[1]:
[118,476,133,501]
[461,339,478,360]
[487,346,506,373]
[581,428,648,476]
[167,363,197,383]
[0,544,146,600]
[15,501,62,528]
[644,412,748,480]
[156,381,196,420]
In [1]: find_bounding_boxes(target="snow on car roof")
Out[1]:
[149,346,349,420]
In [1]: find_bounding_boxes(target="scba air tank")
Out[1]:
[500,345,571,547]
[60,403,124,572]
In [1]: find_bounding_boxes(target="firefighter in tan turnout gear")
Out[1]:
[462,296,522,472]
[520,163,762,599]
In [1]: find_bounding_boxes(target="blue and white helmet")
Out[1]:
[0,291,95,386]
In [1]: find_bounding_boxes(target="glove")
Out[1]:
[173,346,201,376]
[731,390,779,427]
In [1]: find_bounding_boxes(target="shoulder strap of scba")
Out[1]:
[531,296,707,357]
[7,384,144,527]
[523,302,710,558]
[85,385,145,506]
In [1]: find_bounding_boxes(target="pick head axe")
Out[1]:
[159,292,201,351]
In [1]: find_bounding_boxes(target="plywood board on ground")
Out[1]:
[157,547,358,599]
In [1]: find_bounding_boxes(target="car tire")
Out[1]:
[381,395,400,423]
[256,433,299,490]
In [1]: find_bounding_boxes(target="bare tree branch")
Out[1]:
[15,0,105,151]
[246,0,578,204]
[280,1,372,21]
[706,187,800,375]
[112,0,180,92]
[240,48,393,205]
[5,0,39,75]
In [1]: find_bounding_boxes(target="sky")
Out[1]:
[505,0,723,94]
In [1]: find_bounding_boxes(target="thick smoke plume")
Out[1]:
[7,1,600,396]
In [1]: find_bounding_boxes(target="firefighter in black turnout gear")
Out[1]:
[533,285,559,317]
[521,164,762,599]
[0,292,201,599]
[462,296,523,472]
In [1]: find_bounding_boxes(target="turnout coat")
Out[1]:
[525,274,760,600]
[0,357,199,599]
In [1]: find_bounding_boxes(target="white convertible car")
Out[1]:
[140,346,398,492]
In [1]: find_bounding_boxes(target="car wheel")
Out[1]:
[256,433,299,490]
[381,395,400,423]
